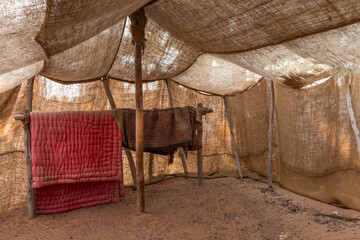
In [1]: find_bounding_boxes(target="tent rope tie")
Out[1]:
[130,8,147,52]
[21,109,30,125]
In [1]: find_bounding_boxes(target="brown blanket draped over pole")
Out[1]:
[113,106,201,159]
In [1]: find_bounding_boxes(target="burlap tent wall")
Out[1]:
[0,76,236,213]
[0,85,29,212]
[227,72,360,211]
[2,72,360,213]
[226,80,280,179]
[276,73,360,210]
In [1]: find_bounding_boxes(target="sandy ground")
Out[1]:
[0,177,360,240]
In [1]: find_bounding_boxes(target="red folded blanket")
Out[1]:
[35,181,122,214]
[30,111,124,214]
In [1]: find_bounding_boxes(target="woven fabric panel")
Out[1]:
[0,77,233,213]
[284,23,360,68]
[275,75,360,175]
[146,0,360,53]
[0,0,46,75]
[2,74,360,212]
[0,61,44,93]
[275,74,360,211]
[35,0,150,56]
[32,76,109,111]
[226,80,280,178]
[0,84,29,213]
[172,54,262,95]
[211,23,360,89]
[226,75,360,212]
[1,1,360,94]
[213,47,330,89]
[107,18,201,81]
[40,20,125,81]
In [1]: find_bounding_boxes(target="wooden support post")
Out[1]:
[134,38,145,214]
[166,79,189,178]
[28,77,34,112]
[197,103,204,186]
[102,77,137,190]
[267,81,275,189]
[24,112,36,219]
[15,111,37,219]
[21,77,37,219]
[130,8,147,214]
[223,96,243,179]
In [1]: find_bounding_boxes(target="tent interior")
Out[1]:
[1,0,360,228]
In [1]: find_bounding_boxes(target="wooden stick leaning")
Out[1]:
[165,79,189,178]
[223,96,243,179]
[197,103,204,186]
[102,77,137,190]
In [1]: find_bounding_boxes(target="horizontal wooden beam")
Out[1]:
[197,106,213,115]
[14,114,25,121]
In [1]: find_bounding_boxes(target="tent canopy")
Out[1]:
[1,0,359,94]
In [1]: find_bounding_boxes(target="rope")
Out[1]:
[21,109,30,125]
[129,8,147,51]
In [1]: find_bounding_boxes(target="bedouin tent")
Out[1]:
[1,0,360,214]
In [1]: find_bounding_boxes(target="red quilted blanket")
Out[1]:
[30,111,124,214]
[35,181,121,214]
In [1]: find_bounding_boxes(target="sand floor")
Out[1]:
[1,177,360,240]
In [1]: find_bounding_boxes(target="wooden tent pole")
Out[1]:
[16,77,37,219]
[166,79,189,178]
[23,111,36,219]
[27,77,36,218]
[102,77,137,190]
[28,77,34,112]
[223,96,243,179]
[130,8,147,214]
[267,80,275,188]
[197,103,204,186]
[134,37,145,214]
